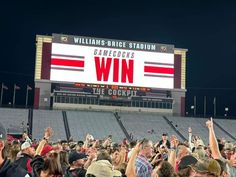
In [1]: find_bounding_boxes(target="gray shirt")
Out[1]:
[219,156,236,177]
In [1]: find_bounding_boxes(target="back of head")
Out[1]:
[97,150,112,163]
[177,145,190,160]
[193,147,206,160]
[191,158,221,177]
[9,144,21,161]
[59,150,69,164]
[178,155,198,171]
[224,142,234,151]
[43,152,63,176]
[177,167,191,177]
[157,161,174,177]
[129,141,137,149]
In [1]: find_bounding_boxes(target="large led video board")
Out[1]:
[50,34,175,89]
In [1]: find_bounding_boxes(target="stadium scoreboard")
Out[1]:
[34,33,187,116]
[51,34,175,89]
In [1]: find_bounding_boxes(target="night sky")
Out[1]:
[1,0,236,117]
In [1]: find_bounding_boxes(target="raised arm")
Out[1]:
[168,135,177,168]
[206,117,221,159]
[188,127,195,151]
[35,127,53,156]
[84,147,97,169]
[23,132,32,144]
[126,142,141,177]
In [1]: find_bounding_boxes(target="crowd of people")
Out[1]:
[0,117,235,177]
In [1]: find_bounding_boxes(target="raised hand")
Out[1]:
[206,117,213,129]
[134,141,142,154]
[44,127,53,139]
[188,127,192,133]
[23,132,28,139]
[170,135,178,149]
[85,134,90,141]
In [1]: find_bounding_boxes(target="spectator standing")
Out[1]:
[30,127,63,177]
[59,150,69,174]
[135,139,153,177]
[157,133,170,149]
[0,122,30,177]
[15,141,36,173]
[65,151,88,177]
[206,118,236,177]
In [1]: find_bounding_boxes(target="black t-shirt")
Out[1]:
[158,140,171,149]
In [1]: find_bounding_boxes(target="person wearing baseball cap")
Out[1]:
[0,122,30,177]
[40,144,54,157]
[64,151,88,177]
[86,159,122,177]
[15,141,36,173]
[190,158,221,177]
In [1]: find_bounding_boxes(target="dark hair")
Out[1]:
[129,141,137,148]
[177,166,191,177]
[111,143,120,152]
[218,143,224,152]
[157,161,175,177]
[140,138,147,144]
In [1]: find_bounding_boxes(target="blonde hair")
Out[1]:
[42,152,63,176]
[193,147,206,160]
[9,143,21,162]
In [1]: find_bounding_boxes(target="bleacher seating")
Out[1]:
[1,108,235,144]
[66,110,126,142]
[214,118,236,140]
[0,108,28,134]
[32,110,66,141]
[166,116,235,143]
[119,112,183,143]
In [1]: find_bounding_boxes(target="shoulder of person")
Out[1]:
[64,170,74,177]
[65,168,85,177]
[7,162,30,177]
[76,167,87,175]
